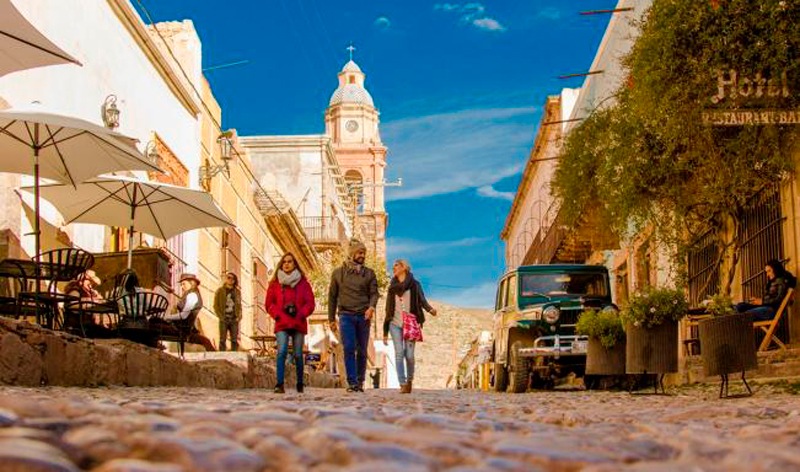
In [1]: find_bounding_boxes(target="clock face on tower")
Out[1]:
[345,120,359,132]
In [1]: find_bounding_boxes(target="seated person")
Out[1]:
[116,269,147,319]
[63,270,105,330]
[64,270,102,304]
[165,273,202,322]
[735,259,796,321]
[155,273,214,351]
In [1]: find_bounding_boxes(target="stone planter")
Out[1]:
[626,320,678,374]
[699,313,757,377]
[586,337,626,375]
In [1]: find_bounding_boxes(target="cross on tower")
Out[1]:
[346,43,356,61]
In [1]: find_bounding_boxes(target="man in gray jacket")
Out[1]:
[329,239,379,392]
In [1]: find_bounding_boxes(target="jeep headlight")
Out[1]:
[601,305,619,315]
[543,306,560,324]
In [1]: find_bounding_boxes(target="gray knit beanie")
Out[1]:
[348,238,367,258]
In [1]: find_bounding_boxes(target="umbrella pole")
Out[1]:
[127,223,134,269]
[127,187,137,270]
[33,126,42,326]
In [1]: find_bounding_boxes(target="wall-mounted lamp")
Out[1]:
[101,94,120,129]
[145,141,159,165]
[199,131,235,188]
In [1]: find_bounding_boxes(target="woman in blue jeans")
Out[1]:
[382,260,437,393]
[735,259,796,321]
[266,253,316,393]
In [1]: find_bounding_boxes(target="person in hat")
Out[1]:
[64,270,102,304]
[328,238,379,392]
[214,272,242,351]
[63,269,105,334]
[165,273,202,321]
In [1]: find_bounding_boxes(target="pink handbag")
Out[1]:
[400,297,423,342]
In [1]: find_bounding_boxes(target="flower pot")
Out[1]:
[699,313,757,377]
[626,320,678,374]
[586,337,626,375]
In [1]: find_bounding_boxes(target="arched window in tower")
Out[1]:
[349,76,355,84]
[345,170,365,213]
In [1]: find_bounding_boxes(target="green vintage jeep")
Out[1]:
[491,264,616,393]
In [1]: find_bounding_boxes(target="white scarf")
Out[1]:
[278,269,302,288]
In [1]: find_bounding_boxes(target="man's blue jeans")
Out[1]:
[339,312,370,387]
[389,323,415,385]
[276,330,305,386]
[735,303,776,321]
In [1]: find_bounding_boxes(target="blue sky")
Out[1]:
[136,1,615,308]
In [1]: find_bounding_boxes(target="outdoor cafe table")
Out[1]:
[64,299,119,338]
[0,257,87,329]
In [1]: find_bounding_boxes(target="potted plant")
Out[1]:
[622,287,688,376]
[577,308,626,376]
[698,294,757,382]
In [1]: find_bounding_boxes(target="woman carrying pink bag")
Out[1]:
[382,259,437,394]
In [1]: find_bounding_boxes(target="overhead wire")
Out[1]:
[295,0,335,72]
[133,0,281,212]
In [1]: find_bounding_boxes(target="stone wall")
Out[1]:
[0,318,339,389]
[682,348,800,384]
[411,301,493,389]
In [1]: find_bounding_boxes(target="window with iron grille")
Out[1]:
[740,188,785,301]
[687,231,720,306]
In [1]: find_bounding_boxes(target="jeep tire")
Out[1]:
[508,341,530,393]
[493,362,508,392]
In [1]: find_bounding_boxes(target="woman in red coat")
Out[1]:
[266,252,316,393]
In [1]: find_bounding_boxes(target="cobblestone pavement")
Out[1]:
[1,384,800,471]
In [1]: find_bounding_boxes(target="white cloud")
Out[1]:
[537,7,561,20]
[374,16,391,29]
[436,281,497,308]
[383,106,535,200]
[433,2,506,32]
[476,185,514,201]
[472,18,506,31]
[434,3,462,11]
[388,237,491,255]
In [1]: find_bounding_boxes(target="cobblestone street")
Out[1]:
[1,385,800,471]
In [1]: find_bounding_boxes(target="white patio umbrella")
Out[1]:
[23,176,234,268]
[0,109,162,258]
[1,0,82,76]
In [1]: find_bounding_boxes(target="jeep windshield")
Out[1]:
[520,273,609,299]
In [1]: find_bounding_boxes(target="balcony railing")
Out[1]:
[299,216,347,244]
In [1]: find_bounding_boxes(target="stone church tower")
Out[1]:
[325,59,388,260]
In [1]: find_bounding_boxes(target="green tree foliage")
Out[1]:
[552,0,799,293]
[309,251,390,306]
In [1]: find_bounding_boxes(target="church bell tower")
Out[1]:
[324,47,388,261]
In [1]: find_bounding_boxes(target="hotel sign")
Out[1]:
[703,69,798,126]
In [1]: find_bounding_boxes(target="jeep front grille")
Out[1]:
[560,309,580,326]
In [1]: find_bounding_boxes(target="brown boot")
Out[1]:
[400,382,410,394]
[406,380,413,394]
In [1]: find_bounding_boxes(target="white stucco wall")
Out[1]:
[240,136,353,238]
[0,0,200,263]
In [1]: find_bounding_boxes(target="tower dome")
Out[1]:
[329,60,375,107]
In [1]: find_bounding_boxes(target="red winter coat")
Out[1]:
[265,277,316,334]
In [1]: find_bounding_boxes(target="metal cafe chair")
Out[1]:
[19,248,94,329]
[117,290,168,347]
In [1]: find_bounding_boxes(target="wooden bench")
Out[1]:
[754,288,794,352]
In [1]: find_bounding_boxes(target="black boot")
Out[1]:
[296,383,304,393]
